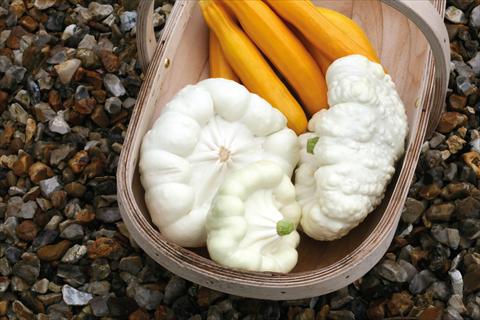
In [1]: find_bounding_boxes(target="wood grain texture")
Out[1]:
[120,0,449,300]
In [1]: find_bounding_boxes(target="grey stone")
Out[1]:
[119,256,143,275]
[164,276,187,304]
[12,261,39,284]
[49,111,70,135]
[431,225,461,249]
[62,284,93,306]
[134,284,163,310]
[376,259,408,283]
[428,281,450,301]
[39,176,61,197]
[90,296,109,317]
[472,5,480,27]
[401,198,426,224]
[9,103,29,124]
[87,281,110,296]
[96,207,121,223]
[32,278,49,294]
[120,11,137,32]
[61,244,87,264]
[449,269,464,295]
[0,56,12,73]
[78,34,97,50]
[409,270,436,294]
[0,276,9,292]
[104,97,122,114]
[60,224,84,241]
[91,259,111,281]
[104,74,126,97]
[123,97,136,109]
[34,102,56,123]
[446,6,467,24]
[0,257,11,276]
[88,2,113,20]
[398,260,418,282]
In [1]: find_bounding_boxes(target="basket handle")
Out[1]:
[136,0,449,138]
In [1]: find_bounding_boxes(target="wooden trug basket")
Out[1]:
[118,0,450,300]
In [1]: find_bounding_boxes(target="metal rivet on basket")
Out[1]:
[164,58,171,68]
[415,97,421,108]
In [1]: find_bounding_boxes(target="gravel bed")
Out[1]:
[0,0,479,319]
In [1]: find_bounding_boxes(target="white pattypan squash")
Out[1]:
[295,55,408,241]
[206,160,301,273]
[139,79,299,247]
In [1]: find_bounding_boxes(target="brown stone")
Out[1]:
[91,105,110,128]
[37,240,71,261]
[19,16,38,32]
[111,109,129,124]
[9,138,24,154]
[463,151,480,177]
[0,91,8,113]
[12,151,32,177]
[448,94,467,112]
[87,237,122,259]
[425,203,455,222]
[28,162,54,184]
[82,158,104,179]
[6,26,28,50]
[74,97,96,114]
[48,90,62,111]
[23,186,41,201]
[68,150,90,174]
[386,291,413,316]
[16,220,38,241]
[366,300,386,320]
[196,287,224,307]
[83,70,103,89]
[464,268,480,294]
[154,305,168,320]
[410,248,428,267]
[0,123,14,147]
[25,118,36,145]
[419,306,443,320]
[91,90,107,103]
[75,209,95,224]
[129,309,150,320]
[12,300,34,320]
[419,184,442,200]
[0,300,8,316]
[65,182,86,198]
[9,0,26,18]
[437,112,468,134]
[99,50,120,73]
[446,135,466,154]
[50,190,66,208]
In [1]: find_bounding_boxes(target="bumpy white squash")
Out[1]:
[295,55,408,241]
[140,79,299,247]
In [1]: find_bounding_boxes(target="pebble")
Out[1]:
[12,300,34,320]
[54,59,81,85]
[90,296,109,317]
[164,276,187,304]
[96,207,121,223]
[62,284,93,306]
[61,244,87,264]
[60,223,84,240]
[134,284,164,310]
[34,0,56,10]
[471,5,480,27]
[88,236,122,259]
[119,256,143,275]
[409,270,436,294]
[90,258,111,280]
[49,111,70,135]
[32,278,49,294]
[120,11,137,32]
[438,112,468,134]
[39,175,60,197]
[375,259,407,282]
[426,203,455,221]
[89,2,114,20]
[37,240,71,261]
[104,73,126,97]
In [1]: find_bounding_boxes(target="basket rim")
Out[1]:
[117,0,448,299]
